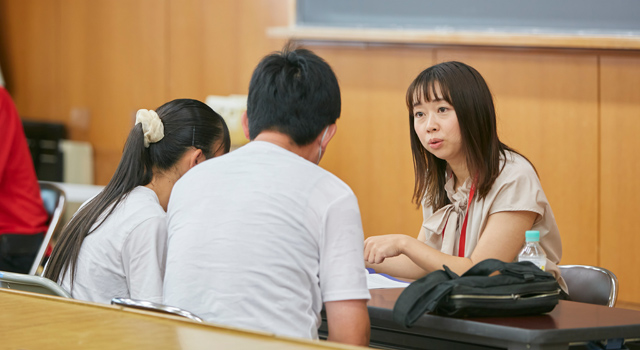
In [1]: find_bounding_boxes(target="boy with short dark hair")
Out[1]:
[163,45,370,345]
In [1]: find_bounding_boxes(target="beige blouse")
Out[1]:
[421,151,567,292]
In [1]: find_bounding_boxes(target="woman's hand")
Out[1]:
[364,234,412,264]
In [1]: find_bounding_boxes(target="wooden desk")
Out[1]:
[321,289,640,350]
[0,289,365,350]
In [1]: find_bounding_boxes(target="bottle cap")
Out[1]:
[525,230,540,242]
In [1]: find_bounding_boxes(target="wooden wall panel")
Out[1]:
[311,45,431,238]
[234,0,290,92]
[0,0,60,120]
[436,49,600,266]
[58,0,168,184]
[167,0,238,100]
[168,0,289,100]
[600,55,640,305]
[1,0,288,184]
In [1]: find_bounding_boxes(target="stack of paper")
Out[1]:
[365,269,410,289]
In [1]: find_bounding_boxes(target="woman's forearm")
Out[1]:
[364,233,475,278]
[366,253,429,279]
[401,241,475,276]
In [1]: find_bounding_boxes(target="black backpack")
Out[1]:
[393,259,561,327]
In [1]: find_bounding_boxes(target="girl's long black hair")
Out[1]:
[44,98,230,285]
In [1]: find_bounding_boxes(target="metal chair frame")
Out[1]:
[558,264,618,307]
[0,270,71,298]
[29,181,66,276]
[111,297,204,322]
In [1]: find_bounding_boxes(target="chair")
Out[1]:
[0,270,71,298]
[29,181,67,276]
[111,298,204,322]
[558,265,618,307]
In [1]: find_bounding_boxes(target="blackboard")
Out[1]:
[296,0,640,36]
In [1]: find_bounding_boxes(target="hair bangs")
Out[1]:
[406,73,454,117]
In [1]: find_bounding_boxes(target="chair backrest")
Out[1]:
[558,265,618,307]
[30,181,66,276]
[0,270,71,298]
[111,298,204,322]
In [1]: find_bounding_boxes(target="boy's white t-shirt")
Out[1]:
[59,186,167,304]
[163,141,370,340]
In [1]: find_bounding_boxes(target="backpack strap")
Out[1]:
[461,259,552,281]
[392,269,455,328]
[461,258,509,277]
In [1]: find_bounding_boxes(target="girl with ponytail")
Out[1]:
[44,99,230,304]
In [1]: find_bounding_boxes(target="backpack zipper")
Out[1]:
[449,289,561,301]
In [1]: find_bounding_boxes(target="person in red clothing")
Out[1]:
[0,87,49,273]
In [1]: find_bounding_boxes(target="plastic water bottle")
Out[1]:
[517,230,546,271]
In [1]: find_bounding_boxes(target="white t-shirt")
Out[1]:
[58,186,167,304]
[163,141,370,340]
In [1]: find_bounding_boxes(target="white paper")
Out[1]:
[366,271,410,289]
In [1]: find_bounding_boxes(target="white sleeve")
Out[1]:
[122,215,167,303]
[319,193,371,302]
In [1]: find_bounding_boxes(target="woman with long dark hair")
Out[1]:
[44,99,230,303]
[364,62,565,290]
